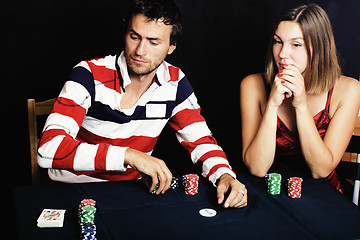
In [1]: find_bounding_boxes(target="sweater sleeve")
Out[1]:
[168,76,236,186]
[37,61,128,171]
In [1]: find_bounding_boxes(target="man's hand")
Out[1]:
[217,173,247,208]
[124,148,172,195]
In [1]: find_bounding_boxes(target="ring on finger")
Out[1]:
[238,189,245,196]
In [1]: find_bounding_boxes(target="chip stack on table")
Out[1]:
[265,173,282,195]
[170,177,179,189]
[182,174,199,195]
[287,177,303,198]
[151,183,159,194]
[78,199,97,240]
[151,177,180,193]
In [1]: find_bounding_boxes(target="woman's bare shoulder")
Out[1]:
[334,75,360,99]
[241,73,265,86]
[240,73,268,98]
[337,75,360,87]
[331,75,360,116]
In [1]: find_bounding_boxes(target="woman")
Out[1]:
[240,3,360,191]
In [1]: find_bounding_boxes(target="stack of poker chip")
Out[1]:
[287,177,303,198]
[151,177,180,193]
[265,173,282,195]
[182,174,199,195]
[170,177,179,189]
[78,199,97,240]
[151,183,159,194]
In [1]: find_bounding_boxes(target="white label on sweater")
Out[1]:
[146,104,167,118]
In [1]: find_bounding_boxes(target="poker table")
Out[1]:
[14,169,360,240]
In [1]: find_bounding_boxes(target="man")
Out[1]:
[38,0,247,208]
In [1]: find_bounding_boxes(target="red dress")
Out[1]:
[273,88,342,192]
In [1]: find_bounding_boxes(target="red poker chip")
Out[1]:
[80,199,96,206]
[183,174,199,195]
[287,177,303,198]
[78,199,96,214]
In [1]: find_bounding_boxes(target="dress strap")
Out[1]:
[325,87,334,112]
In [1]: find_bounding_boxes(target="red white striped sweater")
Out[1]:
[38,52,236,185]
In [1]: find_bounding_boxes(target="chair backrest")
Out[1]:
[27,98,56,185]
[338,115,360,205]
[345,135,360,206]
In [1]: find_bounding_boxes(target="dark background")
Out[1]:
[3,0,359,188]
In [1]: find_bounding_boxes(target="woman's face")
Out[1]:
[273,21,308,74]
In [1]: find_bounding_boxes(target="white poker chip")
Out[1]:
[199,208,217,217]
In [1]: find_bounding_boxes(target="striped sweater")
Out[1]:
[38,52,236,185]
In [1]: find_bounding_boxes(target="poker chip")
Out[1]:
[81,223,97,240]
[78,199,97,240]
[79,206,96,223]
[265,173,281,195]
[151,183,159,194]
[79,199,96,214]
[182,174,199,195]
[287,177,303,198]
[170,177,179,189]
[199,208,217,217]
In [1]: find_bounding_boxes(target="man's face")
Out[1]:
[125,14,176,76]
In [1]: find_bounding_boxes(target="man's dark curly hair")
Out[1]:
[123,0,183,45]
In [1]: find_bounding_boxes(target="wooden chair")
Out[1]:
[27,98,56,185]
[337,116,360,206]
[338,136,360,205]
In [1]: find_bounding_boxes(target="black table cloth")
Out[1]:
[14,170,360,240]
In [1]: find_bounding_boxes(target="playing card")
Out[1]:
[37,209,66,228]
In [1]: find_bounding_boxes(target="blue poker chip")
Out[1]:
[81,227,96,240]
